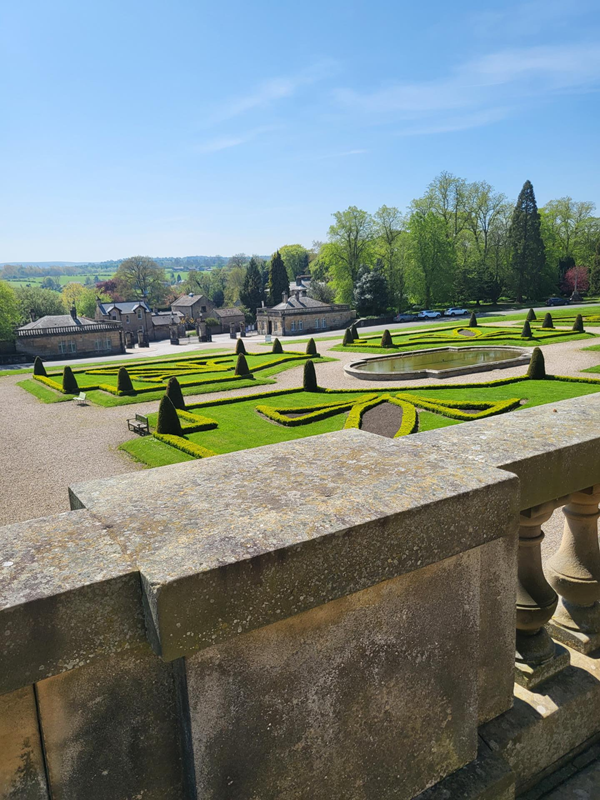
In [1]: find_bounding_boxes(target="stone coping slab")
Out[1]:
[393,392,600,510]
[0,509,145,694]
[70,429,518,661]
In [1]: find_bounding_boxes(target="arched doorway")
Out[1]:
[267,320,273,335]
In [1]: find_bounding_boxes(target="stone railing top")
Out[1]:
[0,509,145,695]
[68,429,517,661]
[392,392,600,511]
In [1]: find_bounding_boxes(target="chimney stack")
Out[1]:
[282,292,288,303]
[70,305,77,321]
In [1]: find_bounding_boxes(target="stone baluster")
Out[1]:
[515,502,569,688]
[546,485,600,653]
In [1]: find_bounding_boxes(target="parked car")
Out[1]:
[417,309,442,319]
[444,307,468,316]
[393,312,418,322]
[546,297,570,306]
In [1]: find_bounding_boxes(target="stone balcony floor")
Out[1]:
[522,741,600,798]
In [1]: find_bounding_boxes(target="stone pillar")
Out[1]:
[515,502,569,688]
[546,486,600,653]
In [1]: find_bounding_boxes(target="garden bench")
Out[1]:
[127,413,150,436]
[72,392,87,405]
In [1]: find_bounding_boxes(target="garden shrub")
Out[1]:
[272,338,283,354]
[542,313,554,329]
[303,359,318,391]
[235,338,247,355]
[468,312,477,328]
[306,338,317,356]
[351,323,358,340]
[235,353,250,376]
[62,366,79,394]
[380,329,393,347]
[527,347,546,379]
[343,328,353,346]
[166,376,185,409]
[573,314,584,332]
[153,433,216,459]
[117,367,134,394]
[526,308,537,322]
[521,320,533,338]
[33,357,46,377]
[33,375,63,392]
[157,395,183,436]
[204,317,219,328]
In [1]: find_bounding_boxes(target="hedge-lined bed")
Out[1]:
[122,373,600,468]
[23,350,331,406]
[333,324,595,354]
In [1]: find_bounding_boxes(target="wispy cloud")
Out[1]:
[333,42,600,134]
[205,59,338,126]
[195,125,281,154]
[471,0,594,39]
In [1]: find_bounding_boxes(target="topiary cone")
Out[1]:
[306,338,317,356]
[351,324,358,340]
[342,328,353,346]
[62,366,79,394]
[166,376,185,409]
[526,308,537,322]
[117,367,134,394]
[572,314,584,333]
[235,337,247,355]
[156,394,183,435]
[521,319,533,338]
[380,329,393,347]
[272,337,283,354]
[542,313,553,329]
[527,347,546,379]
[235,353,250,376]
[33,356,46,377]
[468,312,478,328]
[303,359,318,391]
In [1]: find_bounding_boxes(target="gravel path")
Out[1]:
[2,329,600,526]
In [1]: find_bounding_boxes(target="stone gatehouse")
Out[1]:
[16,308,123,360]
[256,289,356,336]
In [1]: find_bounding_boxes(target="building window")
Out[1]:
[58,341,67,354]
[69,341,77,353]
[137,309,143,320]
[298,321,303,331]
[95,339,102,351]
[105,338,111,349]
[201,306,206,312]
[314,319,319,329]
[126,315,130,323]
[112,314,117,320]
[322,318,326,328]
[291,321,295,332]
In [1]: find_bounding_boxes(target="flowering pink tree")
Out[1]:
[561,266,589,295]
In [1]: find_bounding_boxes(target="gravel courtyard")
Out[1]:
[2,326,600,528]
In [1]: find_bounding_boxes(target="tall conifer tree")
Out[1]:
[508,181,546,302]
[240,257,265,320]
[267,251,289,306]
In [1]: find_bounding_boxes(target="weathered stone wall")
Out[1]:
[4,396,600,798]
[15,328,123,360]
[257,307,357,335]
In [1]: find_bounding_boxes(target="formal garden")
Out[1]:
[121,349,600,468]
[17,338,326,406]
[335,311,594,354]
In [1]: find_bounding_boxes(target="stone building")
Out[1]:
[210,306,246,334]
[151,311,186,341]
[256,289,356,336]
[171,293,215,322]
[16,307,123,360]
[95,300,154,341]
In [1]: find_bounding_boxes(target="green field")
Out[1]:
[333,322,595,354]
[122,374,600,468]
[20,349,330,406]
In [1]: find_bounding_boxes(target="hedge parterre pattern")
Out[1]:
[129,372,600,466]
[341,324,592,351]
[30,351,318,402]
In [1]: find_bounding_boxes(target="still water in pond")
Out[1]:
[356,348,523,374]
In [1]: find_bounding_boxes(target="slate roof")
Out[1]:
[214,307,244,318]
[172,294,210,308]
[270,295,328,311]
[18,315,109,331]
[98,301,151,315]
[152,312,184,327]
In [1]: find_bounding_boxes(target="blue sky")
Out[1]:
[1,0,599,261]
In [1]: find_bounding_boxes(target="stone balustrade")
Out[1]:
[3,394,600,798]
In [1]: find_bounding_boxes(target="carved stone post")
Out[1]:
[515,502,569,688]
[546,486,600,653]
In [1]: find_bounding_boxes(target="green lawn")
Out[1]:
[124,375,600,467]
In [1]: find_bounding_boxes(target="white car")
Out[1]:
[444,307,468,316]
[417,309,442,319]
